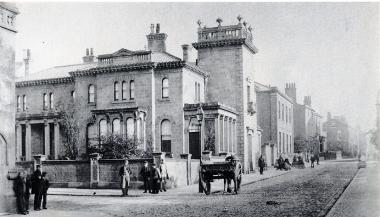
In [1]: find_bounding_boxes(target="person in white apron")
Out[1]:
[119,159,131,196]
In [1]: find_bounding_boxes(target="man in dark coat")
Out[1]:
[14,171,28,215]
[119,160,131,196]
[140,161,151,193]
[32,165,43,211]
[258,155,265,175]
[151,163,161,194]
[41,172,50,209]
[25,174,32,213]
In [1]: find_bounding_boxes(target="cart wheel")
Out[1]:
[205,181,211,195]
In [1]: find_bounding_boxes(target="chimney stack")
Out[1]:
[182,44,190,62]
[285,82,297,102]
[23,49,31,77]
[83,48,94,63]
[147,23,167,52]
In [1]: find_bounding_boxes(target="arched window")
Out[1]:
[88,84,95,103]
[112,119,120,135]
[162,78,169,98]
[71,91,75,100]
[161,120,171,153]
[122,81,127,100]
[87,123,96,146]
[17,95,20,110]
[114,81,119,101]
[130,80,135,100]
[49,93,54,109]
[99,119,107,137]
[43,93,48,109]
[23,95,26,111]
[126,118,134,139]
[278,102,281,119]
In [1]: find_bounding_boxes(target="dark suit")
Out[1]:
[140,166,151,193]
[32,169,43,210]
[151,167,161,194]
[14,176,27,214]
[42,178,50,209]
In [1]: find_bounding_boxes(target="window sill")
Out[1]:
[157,98,170,103]
[88,103,96,106]
[112,100,136,104]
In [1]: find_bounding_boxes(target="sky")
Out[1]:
[14,2,380,131]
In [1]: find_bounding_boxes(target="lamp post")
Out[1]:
[197,104,204,193]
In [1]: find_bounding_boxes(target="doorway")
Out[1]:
[189,132,201,159]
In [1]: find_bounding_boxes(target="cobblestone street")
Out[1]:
[8,160,359,217]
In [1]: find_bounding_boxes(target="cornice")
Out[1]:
[16,77,74,88]
[70,62,156,77]
[192,38,258,54]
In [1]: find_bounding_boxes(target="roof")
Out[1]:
[16,62,97,82]
[151,51,181,62]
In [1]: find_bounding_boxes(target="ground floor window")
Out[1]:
[161,120,171,153]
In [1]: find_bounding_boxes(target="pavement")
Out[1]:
[326,161,380,217]
[48,167,292,197]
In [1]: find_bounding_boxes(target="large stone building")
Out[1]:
[0,2,18,213]
[15,18,260,173]
[255,82,294,166]
[285,83,323,154]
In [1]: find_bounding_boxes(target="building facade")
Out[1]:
[285,83,323,154]
[15,18,260,173]
[255,82,294,166]
[0,2,18,212]
[323,113,350,154]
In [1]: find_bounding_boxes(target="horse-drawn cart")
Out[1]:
[199,155,242,195]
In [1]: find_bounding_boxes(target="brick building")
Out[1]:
[285,83,323,154]
[255,82,294,166]
[323,113,350,154]
[0,2,18,212]
[15,18,260,173]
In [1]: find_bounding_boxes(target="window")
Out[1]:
[122,81,127,100]
[278,102,281,119]
[99,119,107,137]
[337,130,342,141]
[114,82,120,101]
[17,95,20,110]
[247,85,251,105]
[279,132,281,153]
[286,106,288,123]
[286,135,289,153]
[43,93,48,109]
[130,80,135,100]
[195,82,198,101]
[290,106,292,123]
[161,120,171,153]
[112,119,120,135]
[197,83,200,101]
[88,85,95,103]
[282,104,284,121]
[71,91,75,100]
[22,95,26,111]
[126,118,134,139]
[162,78,169,98]
[49,93,54,109]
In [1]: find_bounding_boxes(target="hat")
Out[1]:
[143,160,148,163]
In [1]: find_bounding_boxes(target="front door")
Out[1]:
[189,132,201,159]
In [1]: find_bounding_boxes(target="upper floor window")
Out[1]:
[114,81,120,101]
[285,105,288,123]
[282,104,285,121]
[122,81,127,100]
[278,102,281,119]
[88,84,95,103]
[49,93,54,109]
[43,93,48,109]
[247,85,251,104]
[337,130,342,141]
[290,106,292,123]
[195,82,201,101]
[17,95,20,110]
[130,80,135,100]
[162,78,169,98]
[22,95,26,111]
[99,119,107,138]
[126,118,134,139]
[197,83,200,101]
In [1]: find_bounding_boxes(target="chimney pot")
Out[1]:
[150,24,155,34]
[90,48,93,56]
[86,48,89,56]
[156,23,160,33]
[182,44,190,62]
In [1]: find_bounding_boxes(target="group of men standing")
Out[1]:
[119,159,169,196]
[14,165,50,215]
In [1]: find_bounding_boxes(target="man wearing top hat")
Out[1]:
[151,163,161,194]
[140,160,151,193]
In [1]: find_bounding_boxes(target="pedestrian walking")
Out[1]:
[315,153,320,165]
[119,159,131,196]
[258,155,265,175]
[25,174,31,213]
[41,172,50,209]
[14,171,28,215]
[151,163,161,194]
[310,155,315,168]
[32,165,43,211]
[159,159,169,192]
[140,160,151,193]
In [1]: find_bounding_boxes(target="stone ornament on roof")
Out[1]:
[216,17,223,26]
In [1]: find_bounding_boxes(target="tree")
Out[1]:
[88,134,152,159]
[370,129,380,151]
[56,100,79,160]
[203,125,215,154]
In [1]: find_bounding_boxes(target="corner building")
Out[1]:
[15,20,260,173]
